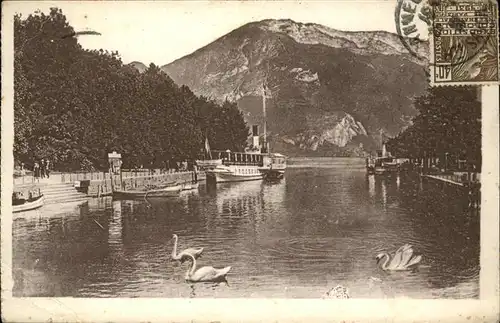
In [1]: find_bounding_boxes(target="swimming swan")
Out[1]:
[184,254,232,283]
[171,234,204,263]
[375,243,422,271]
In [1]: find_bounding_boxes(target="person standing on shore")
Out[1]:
[45,159,51,178]
[40,159,46,178]
[193,163,198,182]
[33,162,40,182]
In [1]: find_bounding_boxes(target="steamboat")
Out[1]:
[204,83,287,183]
[205,149,286,183]
[366,143,408,176]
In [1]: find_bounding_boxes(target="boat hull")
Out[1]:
[374,165,400,175]
[205,151,287,183]
[13,195,45,213]
[206,169,265,183]
[113,185,182,199]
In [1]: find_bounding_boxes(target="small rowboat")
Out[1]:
[264,169,285,180]
[13,194,45,213]
[113,184,182,199]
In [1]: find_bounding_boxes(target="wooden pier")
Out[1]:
[13,170,205,204]
[422,172,480,187]
[422,173,480,208]
[423,174,464,186]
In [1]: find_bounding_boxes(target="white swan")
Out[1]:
[184,253,232,283]
[171,234,204,263]
[375,243,422,271]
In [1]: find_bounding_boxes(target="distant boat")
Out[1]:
[13,194,45,213]
[367,143,400,176]
[368,157,410,176]
[113,184,182,199]
[373,157,399,175]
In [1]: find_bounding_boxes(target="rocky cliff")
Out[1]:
[151,19,430,156]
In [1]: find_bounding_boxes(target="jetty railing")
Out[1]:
[13,168,194,186]
[423,172,481,187]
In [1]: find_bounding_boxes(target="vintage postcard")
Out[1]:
[1,0,499,322]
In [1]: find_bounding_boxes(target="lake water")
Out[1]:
[12,158,479,298]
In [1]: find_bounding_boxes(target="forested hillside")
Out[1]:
[14,8,249,171]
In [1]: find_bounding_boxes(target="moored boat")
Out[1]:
[265,169,285,180]
[113,184,182,199]
[205,151,287,183]
[13,194,45,213]
[372,157,399,175]
[205,81,287,184]
[207,162,265,183]
[263,153,286,180]
[367,143,401,176]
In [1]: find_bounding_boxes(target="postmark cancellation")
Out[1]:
[429,0,499,86]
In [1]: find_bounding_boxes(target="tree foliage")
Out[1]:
[386,87,481,166]
[14,8,249,171]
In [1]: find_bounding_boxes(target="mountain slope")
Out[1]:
[159,19,430,156]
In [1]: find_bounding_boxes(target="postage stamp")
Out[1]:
[395,0,499,86]
[429,0,499,86]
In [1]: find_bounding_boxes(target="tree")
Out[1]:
[386,87,481,169]
[14,8,250,170]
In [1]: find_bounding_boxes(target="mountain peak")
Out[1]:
[255,19,427,59]
[160,19,429,155]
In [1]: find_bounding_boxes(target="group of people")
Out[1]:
[32,159,51,179]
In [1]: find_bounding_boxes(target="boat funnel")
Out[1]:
[252,125,260,149]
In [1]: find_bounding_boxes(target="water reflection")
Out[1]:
[87,198,113,212]
[214,181,265,218]
[109,201,123,250]
[12,159,479,298]
[14,200,89,220]
[381,178,387,210]
[367,175,375,198]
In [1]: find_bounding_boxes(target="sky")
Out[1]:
[12,1,400,65]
